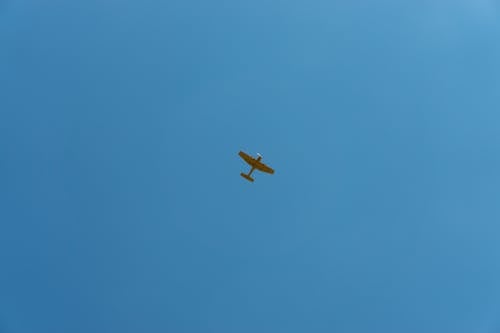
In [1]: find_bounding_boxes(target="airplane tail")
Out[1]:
[240,173,254,182]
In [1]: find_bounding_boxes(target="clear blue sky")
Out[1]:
[1,1,500,332]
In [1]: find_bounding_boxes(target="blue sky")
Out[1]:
[1,1,500,332]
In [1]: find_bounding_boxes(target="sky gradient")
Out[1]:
[1,1,500,332]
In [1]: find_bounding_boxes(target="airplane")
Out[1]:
[238,151,275,182]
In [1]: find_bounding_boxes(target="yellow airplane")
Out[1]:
[238,151,275,182]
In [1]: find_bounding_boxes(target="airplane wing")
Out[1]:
[238,151,255,165]
[255,161,274,174]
